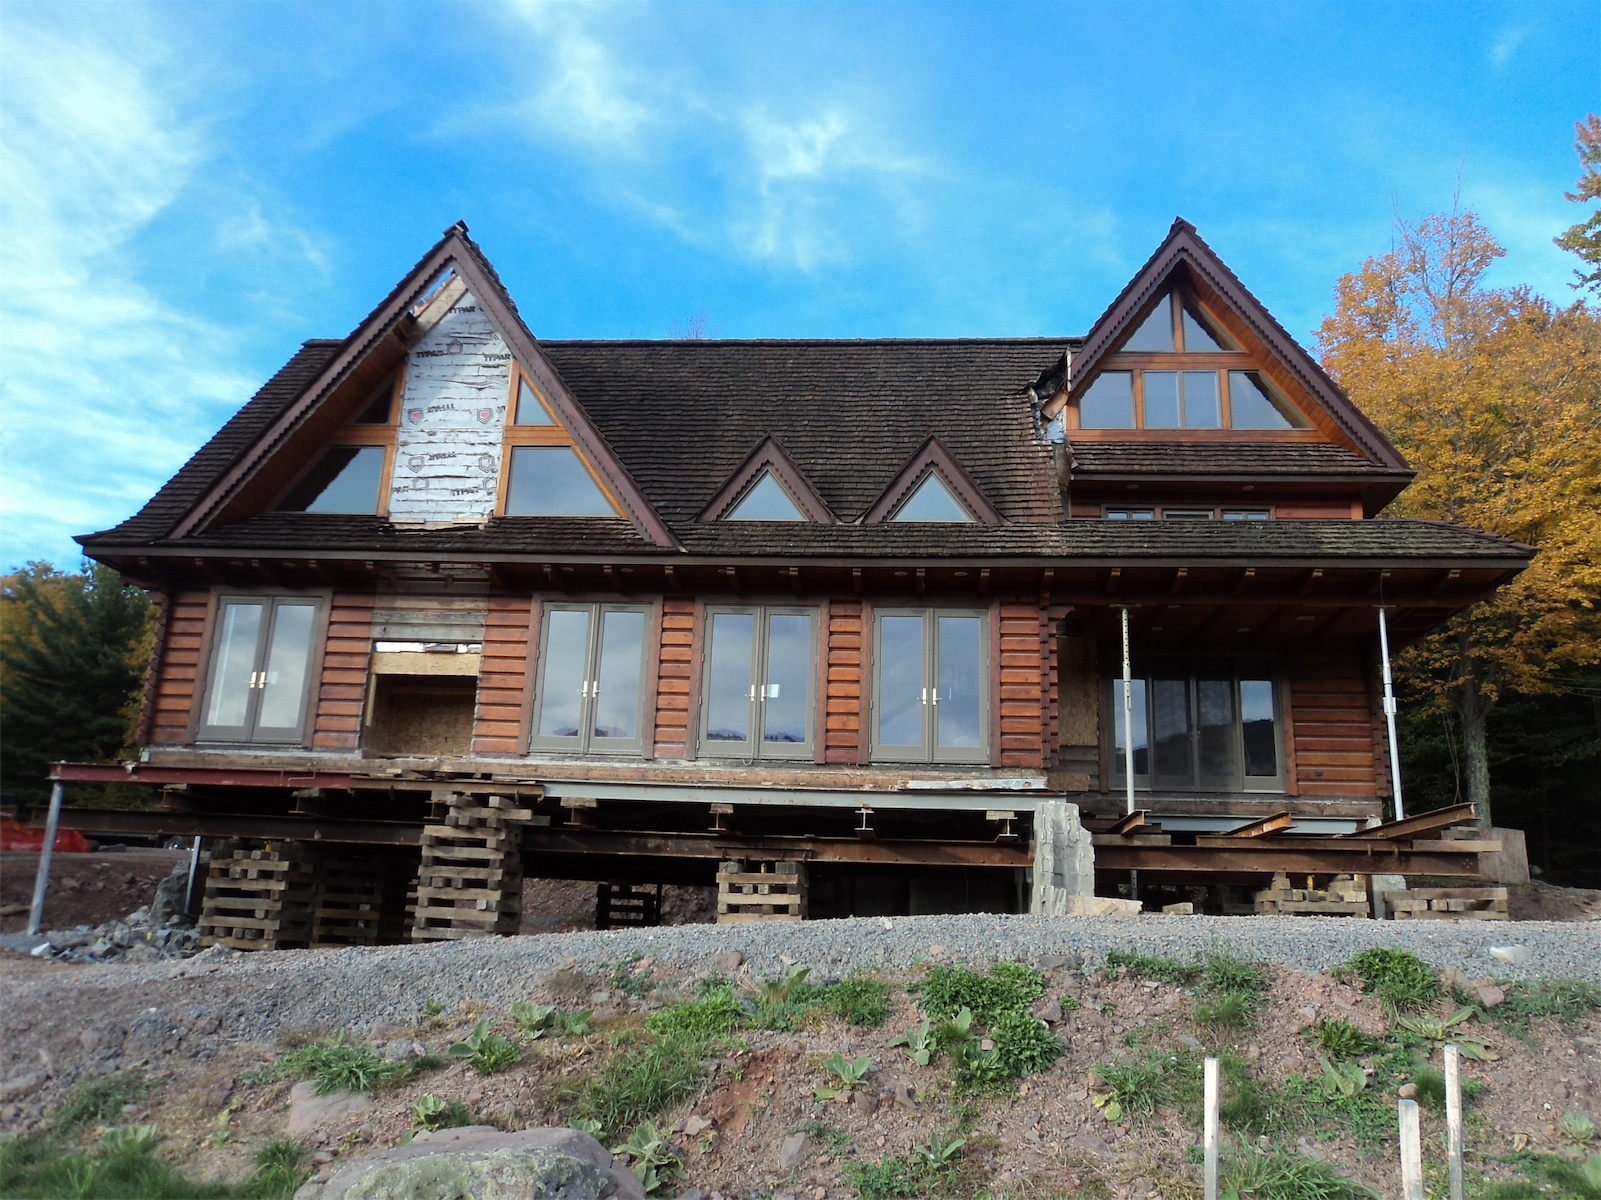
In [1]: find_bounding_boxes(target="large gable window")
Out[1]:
[699,606,816,759]
[871,608,988,763]
[275,376,398,513]
[499,366,621,517]
[197,596,323,743]
[1110,659,1284,792]
[1074,290,1309,432]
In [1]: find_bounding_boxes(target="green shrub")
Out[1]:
[277,1031,412,1094]
[1343,948,1439,1012]
[817,973,892,1027]
[919,962,1043,1025]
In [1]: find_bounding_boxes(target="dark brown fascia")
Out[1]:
[861,436,1006,525]
[1067,219,1409,472]
[695,435,837,524]
[167,223,680,550]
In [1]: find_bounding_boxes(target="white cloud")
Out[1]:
[0,12,255,569]
[1488,23,1531,69]
[509,1,651,146]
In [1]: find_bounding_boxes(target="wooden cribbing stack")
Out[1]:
[410,794,529,941]
[198,842,318,950]
[1384,886,1509,921]
[310,859,384,947]
[1254,872,1371,917]
[595,882,663,930]
[717,859,807,923]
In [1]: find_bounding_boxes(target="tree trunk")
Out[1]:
[1454,630,1495,829]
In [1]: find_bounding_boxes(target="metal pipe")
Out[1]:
[1378,606,1406,822]
[1121,606,1136,817]
[1203,1056,1220,1200]
[184,836,204,915]
[26,781,65,937]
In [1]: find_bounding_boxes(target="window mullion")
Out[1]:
[581,606,605,753]
[241,599,275,740]
[752,607,768,750]
[924,609,937,762]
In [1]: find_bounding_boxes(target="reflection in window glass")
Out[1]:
[204,603,264,728]
[256,604,317,731]
[505,446,616,515]
[1151,678,1192,789]
[935,616,982,748]
[1143,372,1180,427]
[538,609,591,738]
[877,615,925,748]
[763,615,811,743]
[893,473,972,522]
[1112,678,1149,777]
[1122,297,1175,351]
[592,610,644,740]
[1181,305,1228,351]
[1079,371,1134,429]
[704,613,754,742]
[277,446,386,513]
[1222,510,1272,520]
[351,379,395,425]
[1182,371,1221,427]
[1229,371,1301,429]
[1240,680,1278,776]
[515,377,555,425]
[1104,509,1155,520]
[1196,678,1238,787]
[727,473,804,521]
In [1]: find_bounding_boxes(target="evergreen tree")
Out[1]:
[0,562,152,804]
[1555,114,1601,295]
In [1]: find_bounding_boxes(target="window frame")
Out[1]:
[274,373,401,515]
[1104,658,1287,794]
[869,606,991,764]
[697,605,819,760]
[1100,505,1276,520]
[528,601,652,755]
[497,364,623,517]
[194,593,328,745]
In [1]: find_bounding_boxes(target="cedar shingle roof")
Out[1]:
[1067,440,1408,477]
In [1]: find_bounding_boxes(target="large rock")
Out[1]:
[1029,801,1095,915]
[1060,895,1143,917]
[288,1082,373,1133]
[294,1126,646,1200]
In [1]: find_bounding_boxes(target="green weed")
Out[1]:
[447,1021,522,1075]
[411,1095,474,1131]
[1410,1066,1482,1113]
[277,1031,412,1094]
[566,1036,710,1143]
[1194,991,1255,1033]
[1484,979,1601,1033]
[1105,949,1202,983]
[1222,1144,1377,1199]
[919,962,1044,1025]
[989,1010,1061,1078]
[1312,1017,1375,1060]
[235,1139,311,1200]
[51,1072,151,1133]
[611,1121,682,1194]
[608,955,657,999]
[646,987,744,1039]
[818,973,892,1027]
[1343,948,1440,1012]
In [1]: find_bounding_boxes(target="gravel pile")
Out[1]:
[6,913,1598,1045]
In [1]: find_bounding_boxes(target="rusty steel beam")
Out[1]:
[35,808,420,846]
[526,830,1031,868]
[1338,802,1477,841]
[53,762,357,790]
[1095,844,1485,877]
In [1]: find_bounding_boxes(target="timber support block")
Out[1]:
[717,858,808,923]
[411,794,528,941]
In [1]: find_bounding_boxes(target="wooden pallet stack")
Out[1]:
[1383,886,1509,921]
[411,794,529,941]
[1254,872,1371,917]
[717,859,807,923]
[595,882,663,930]
[310,860,384,947]
[198,842,319,950]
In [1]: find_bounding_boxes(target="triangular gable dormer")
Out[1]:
[182,222,677,545]
[698,436,835,523]
[1044,218,1408,469]
[862,437,1004,525]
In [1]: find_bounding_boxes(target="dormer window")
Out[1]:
[725,472,806,521]
[1074,289,1310,432]
[891,471,975,523]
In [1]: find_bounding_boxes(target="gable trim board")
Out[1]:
[862,437,1005,525]
[697,435,838,524]
[1055,218,1409,472]
[167,222,678,548]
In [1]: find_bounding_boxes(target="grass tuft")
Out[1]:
[276,1031,412,1094]
[51,1073,151,1134]
[565,1035,711,1143]
[1223,1144,1378,1199]
[1104,950,1202,984]
[1343,948,1439,1012]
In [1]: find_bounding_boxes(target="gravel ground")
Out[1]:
[4,912,1598,1045]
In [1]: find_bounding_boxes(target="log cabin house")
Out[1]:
[57,219,1532,942]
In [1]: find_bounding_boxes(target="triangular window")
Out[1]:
[1118,290,1236,353]
[892,472,974,522]
[1121,300,1176,352]
[277,446,387,513]
[504,446,618,516]
[726,472,805,521]
[351,377,397,425]
[514,376,555,425]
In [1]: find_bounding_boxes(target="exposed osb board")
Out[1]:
[372,594,489,642]
[369,651,481,677]
[390,289,512,524]
[366,676,477,757]
[1057,636,1098,747]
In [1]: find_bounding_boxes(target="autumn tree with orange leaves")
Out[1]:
[1317,201,1601,827]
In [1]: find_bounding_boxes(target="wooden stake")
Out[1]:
[1399,1097,1425,1200]
[1203,1055,1219,1200]
[1445,1043,1465,1200]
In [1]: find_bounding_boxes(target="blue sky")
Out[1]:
[1,0,1594,570]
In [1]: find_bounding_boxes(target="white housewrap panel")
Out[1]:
[391,289,513,524]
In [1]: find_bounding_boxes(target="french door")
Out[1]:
[530,604,649,754]
[871,609,988,763]
[699,607,816,759]
[197,596,323,743]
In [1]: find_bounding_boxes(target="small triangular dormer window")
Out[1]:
[726,472,806,521]
[891,471,975,523]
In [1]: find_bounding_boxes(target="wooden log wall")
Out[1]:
[998,602,1046,768]
[472,595,534,756]
[653,597,698,759]
[1287,657,1379,797]
[825,599,863,765]
[148,590,211,745]
[312,594,374,752]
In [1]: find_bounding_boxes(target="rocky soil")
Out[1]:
[2,915,1599,1199]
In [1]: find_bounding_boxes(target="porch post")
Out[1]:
[27,780,65,937]
[1377,607,1406,822]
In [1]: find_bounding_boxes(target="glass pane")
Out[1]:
[537,609,591,738]
[505,446,616,515]
[935,616,982,748]
[1121,296,1175,351]
[1151,678,1193,788]
[1229,371,1301,429]
[876,614,925,749]
[256,603,317,731]
[592,610,644,741]
[762,614,811,744]
[1181,371,1221,427]
[514,376,554,425]
[1078,371,1134,429]
[893,473,972,522]
[728,473,804,521]
[1143,372,1180,428]
[1240,680,1278,777]
[1181,304,1227,351]
[704,612,754,743]
[203,602,264,728]
[277,446,386,513]
[1196,678,1239,787]
[1163,509,1214,520]
[1105,508,1154,520]
[1222,509,1271,520]
[1111,677,1149,777]
[351,379,394,425]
